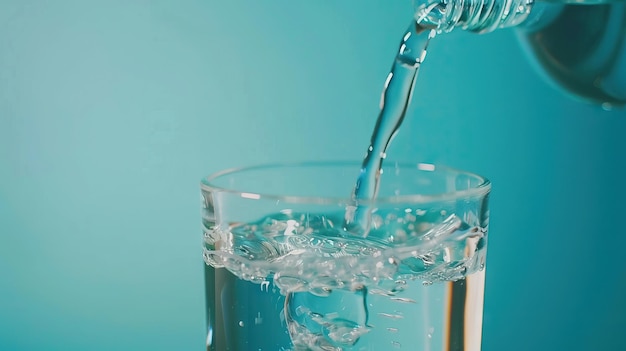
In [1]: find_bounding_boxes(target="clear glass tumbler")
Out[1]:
[201,161,490,351]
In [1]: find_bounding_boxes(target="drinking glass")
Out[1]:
[201,161,490,351]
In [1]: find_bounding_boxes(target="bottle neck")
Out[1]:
[414,0,535,34]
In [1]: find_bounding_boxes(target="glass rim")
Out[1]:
[201,160,491,205]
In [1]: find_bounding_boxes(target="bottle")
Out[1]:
[414,0,626,108]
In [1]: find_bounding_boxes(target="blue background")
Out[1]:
[1,1,625,350]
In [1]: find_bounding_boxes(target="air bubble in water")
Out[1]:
[322,319,369,347]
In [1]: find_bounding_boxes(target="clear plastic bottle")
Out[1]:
[414,0,626,107]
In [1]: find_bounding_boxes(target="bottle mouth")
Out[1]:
[414,1,450,31]
[413,0,536,34]
[413,0,457,33]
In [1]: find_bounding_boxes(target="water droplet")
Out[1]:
[602,102,613,111]
[238,321,244,327]
[422,280,433,286]
[255,312,263,325]
[392,340,402,348]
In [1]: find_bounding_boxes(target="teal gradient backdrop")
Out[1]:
[1,1,625,350]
